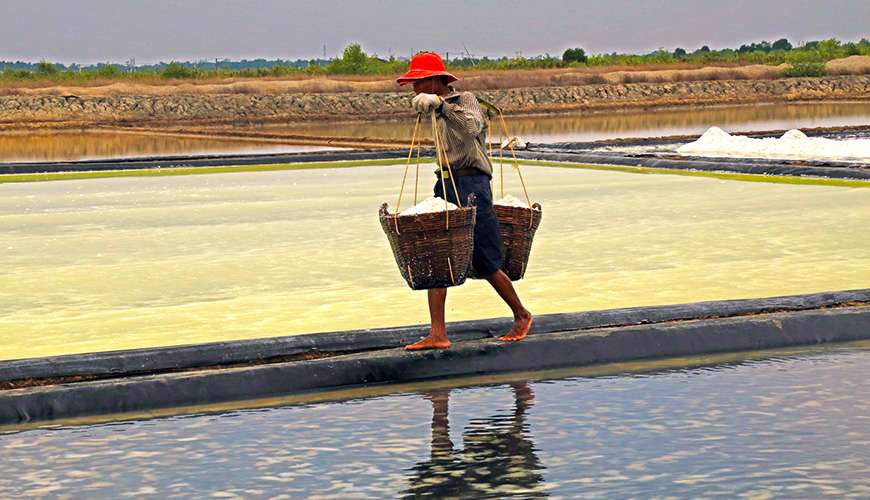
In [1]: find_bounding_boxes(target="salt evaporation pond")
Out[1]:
[678,126,870,162]
[1,341,868,497]
[0,164,868,361]
[0,129,341,163]
[243,101,870,144]
[2,101,869,162]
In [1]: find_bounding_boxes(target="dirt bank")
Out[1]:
[1,75,868,130]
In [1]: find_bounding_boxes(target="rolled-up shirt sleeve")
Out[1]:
[438,92,485,139]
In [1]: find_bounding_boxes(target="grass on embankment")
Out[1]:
[0,158,868,189]
[4,56,869,97]
[521,160,870,189]
[0,159,409,184]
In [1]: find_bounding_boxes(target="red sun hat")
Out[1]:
[396,52,458,86]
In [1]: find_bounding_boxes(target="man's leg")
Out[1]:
[485,270,533,341]
[426,390,453,454]
[405,288,451,350]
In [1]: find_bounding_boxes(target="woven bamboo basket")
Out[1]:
[482,105,543,281]
[494,203,542,281]
[379,194,477,290]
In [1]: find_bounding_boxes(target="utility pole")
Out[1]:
[323,44,326,59]
[462,43,474,66]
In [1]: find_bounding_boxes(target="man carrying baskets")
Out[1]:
[396,52,533,351]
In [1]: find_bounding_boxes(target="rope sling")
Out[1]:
[382,101,541,287]
[394,102,533,222]
[387,110,470,288]
[393,110,464,232]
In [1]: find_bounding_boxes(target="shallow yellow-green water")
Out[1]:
[0,164,868,361]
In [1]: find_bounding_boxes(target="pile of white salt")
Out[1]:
[676,126,870,162]
[398,197,459,216]
[495,194,538,209]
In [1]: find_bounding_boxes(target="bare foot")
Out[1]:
[499,313,533,342]
[405,335,451,351]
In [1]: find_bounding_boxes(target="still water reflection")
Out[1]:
[1,102,868,162]
[0,130,340,163]
[248,101,870,142]
[404,383,546,498]
[1,343,868,497]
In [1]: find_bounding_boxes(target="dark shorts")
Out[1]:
[435,174,504,277]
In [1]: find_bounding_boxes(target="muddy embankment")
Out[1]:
[1,75,868,130]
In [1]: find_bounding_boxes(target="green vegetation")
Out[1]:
[781,50,829,77]
[561,48,587,64]
[34,61,58,76]
[2,38,868,84]
[0,159,410,184]
[161,62,198,79]
[321,43,406,75]
[524,160,870,189]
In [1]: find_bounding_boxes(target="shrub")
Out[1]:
[35,61,58,76]
[843,42,862,56]
[327,43,368,74]
[94,64,123,77]
[785,50,824,65]
[782,63,826,77]
[269,64,298,77]
[816,38,843,60]
[161,62,197,79]
[772,38,792,51]
[2,68,32,79]
[562,47,587,63]
[324,44,407,75]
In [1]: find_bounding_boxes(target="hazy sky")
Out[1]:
[2,0,868,64]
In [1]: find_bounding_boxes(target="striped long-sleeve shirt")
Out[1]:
[434,90,493,177]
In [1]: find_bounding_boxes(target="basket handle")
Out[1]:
[431,110,464,231]
[392,108,466,232]
[394,114,422,216]
[490,111,533,211]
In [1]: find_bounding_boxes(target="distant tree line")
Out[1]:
[2,38,868,82]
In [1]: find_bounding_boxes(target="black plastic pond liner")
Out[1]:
[3,143,868,180]
[526,139,870,169]
[0,290,868,425]
[527,143,870,170]
[2,289,867,385]
[0,149,412,174]
[514,149,870,180]
[524,124,870,153]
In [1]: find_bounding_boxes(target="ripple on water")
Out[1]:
[0,345,869,497]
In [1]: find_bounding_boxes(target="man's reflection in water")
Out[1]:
[403,382,547,498]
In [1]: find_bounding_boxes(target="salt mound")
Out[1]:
[676,126,870,162]
[495,194,531,208]
[398,197,458,216]
[697,126,731,142]
[780,129,807,141]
